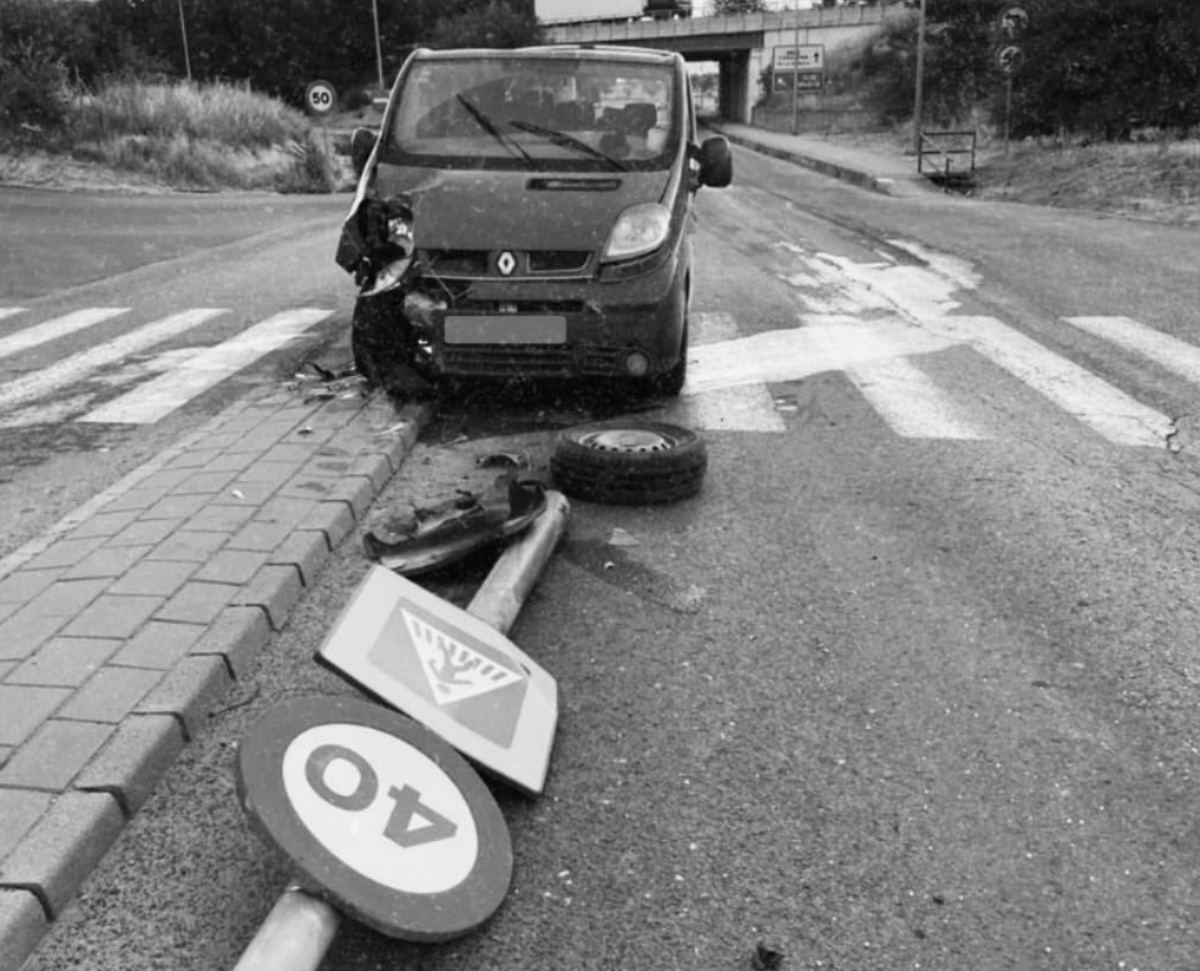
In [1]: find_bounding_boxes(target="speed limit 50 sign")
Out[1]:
[304,79,337,116]
[237,695,512,941]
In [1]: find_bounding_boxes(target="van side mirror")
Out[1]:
[695,135,732,188]
[350,127,378,176]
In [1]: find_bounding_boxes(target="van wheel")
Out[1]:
[352,291,405,383]
[550,419,706,505]
[352,291,430,394]
[654,317,688,397]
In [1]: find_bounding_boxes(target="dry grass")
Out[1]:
[975,138,1200,225]
[0,78,347,192]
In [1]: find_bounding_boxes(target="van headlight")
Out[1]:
[603,203,671,262]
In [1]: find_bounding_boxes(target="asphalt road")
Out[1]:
[16,145,1200,971]
[0,190,351,562]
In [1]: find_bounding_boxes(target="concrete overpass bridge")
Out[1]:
[545,4,905,123]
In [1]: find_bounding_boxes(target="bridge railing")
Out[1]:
[546,3,890,45]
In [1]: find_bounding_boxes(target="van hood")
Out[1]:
[372,165,671,251]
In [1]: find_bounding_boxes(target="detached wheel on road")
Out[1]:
[550,419,707,505]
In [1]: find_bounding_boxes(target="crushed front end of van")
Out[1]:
[336,44,731,397]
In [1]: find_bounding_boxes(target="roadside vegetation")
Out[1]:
[757,0,1200,224]
[973,137,1200,225]
[0,0,537,192]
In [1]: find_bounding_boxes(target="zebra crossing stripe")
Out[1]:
[676,383,786,433]
[0,308,226,414]
[0,307,130,360]
[842,355,986,440]
[80,308,334,425]
[1064,316,1200,386]
[930,315,1172,448]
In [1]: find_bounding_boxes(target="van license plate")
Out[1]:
[445,315,566,345]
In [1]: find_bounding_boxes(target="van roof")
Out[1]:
[412,45,681,66]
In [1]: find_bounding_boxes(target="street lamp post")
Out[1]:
[371,0,385,91]
[177,0,192,82]
[912,0,926,158]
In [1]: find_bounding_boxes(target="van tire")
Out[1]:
[550,419,706,505]
[351,290,420,392]
[654,318,688,397]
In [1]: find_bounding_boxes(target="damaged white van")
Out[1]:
[335,44,732,397]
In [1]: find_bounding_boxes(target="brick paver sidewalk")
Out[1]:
[0,384,428,970]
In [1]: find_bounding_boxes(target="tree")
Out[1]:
[710,0,767,14]
[427,0,541,49]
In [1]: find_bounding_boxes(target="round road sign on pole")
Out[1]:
[997,45,1024,76]
[236,695,512,941]
[304,79,337,116]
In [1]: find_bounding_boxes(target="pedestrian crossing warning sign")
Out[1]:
[402,607,525,707]
[317,566,557,795]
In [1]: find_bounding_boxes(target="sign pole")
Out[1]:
[912,0,927,158]
[790,0,800,135]
[1004,75,1013,156]
[230,493,570,971]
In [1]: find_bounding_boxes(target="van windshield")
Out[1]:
[389,55,678,171]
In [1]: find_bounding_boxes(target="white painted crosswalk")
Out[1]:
[675,309,1183,449]
[0,290,1194,453]
[81,308,333,424]
[0,304,334,427]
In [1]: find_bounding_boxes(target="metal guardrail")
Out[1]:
[917,129,977,186]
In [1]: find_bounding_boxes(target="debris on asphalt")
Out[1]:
[607,527,639,547]
[476,451,529,469]
[363,477,549,576]
[289,360,367,403]
[751,941,784,970]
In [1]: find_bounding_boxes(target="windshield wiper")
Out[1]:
[509,119,628,172]
[456,95,535,167]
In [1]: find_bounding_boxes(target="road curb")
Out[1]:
[711,125,901,196]
[0,384,432,970]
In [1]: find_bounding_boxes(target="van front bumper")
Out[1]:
[403,250,686,380]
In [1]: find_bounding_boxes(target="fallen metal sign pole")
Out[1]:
[232,490,570,971]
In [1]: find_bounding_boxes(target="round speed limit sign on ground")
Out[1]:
[304,79,337,116]
[236,695,512,941]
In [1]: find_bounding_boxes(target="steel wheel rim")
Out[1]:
[580,428,678,453]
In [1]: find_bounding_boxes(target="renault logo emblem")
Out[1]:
[496,251,517,276]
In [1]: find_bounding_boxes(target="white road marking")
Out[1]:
[679,311,786,432]
[0,308,28,323]
[673,382,785,433]
[691,310,740,345]
[809,332,986,440]
[80,308,333,424]
[929,315,1171,448]
[0,308,225,414]
[0,307,130,360]
[1064,316,1200,386]
[817,251,1171,448]
[685,318,953,396]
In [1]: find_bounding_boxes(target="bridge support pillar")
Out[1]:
[718,53,754,124]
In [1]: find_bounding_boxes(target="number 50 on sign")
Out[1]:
[305,79,337,115]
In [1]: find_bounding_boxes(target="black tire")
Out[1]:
[351,289,412,389]
[550,419,706,505]
[653,315,688,398]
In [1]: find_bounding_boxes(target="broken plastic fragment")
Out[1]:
[477,452,527,469]
[751,942,784,971]
[363,478,549,576]
[607,527,639,547]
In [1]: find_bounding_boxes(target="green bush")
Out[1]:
[0,46,71,130]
